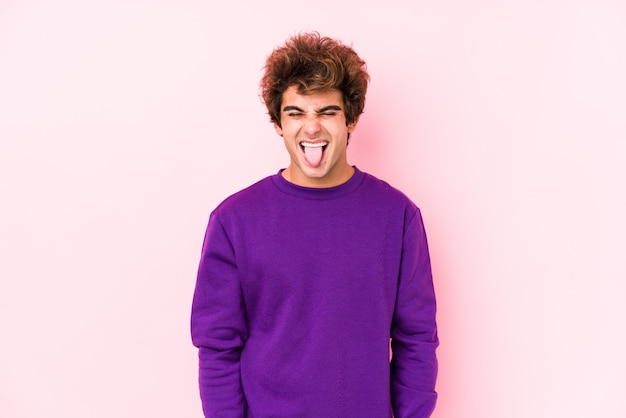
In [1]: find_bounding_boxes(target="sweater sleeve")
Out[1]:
[390,208,439,418]
[191,212,248,417]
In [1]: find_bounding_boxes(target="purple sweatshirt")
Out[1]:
[191,167,438,417]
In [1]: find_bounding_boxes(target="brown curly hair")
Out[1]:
[260,32,369,127]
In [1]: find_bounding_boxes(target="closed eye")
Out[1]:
[282,105,343,119]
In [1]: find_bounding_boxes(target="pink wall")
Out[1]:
[1,1,625,417]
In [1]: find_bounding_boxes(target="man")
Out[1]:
[191,32,438,417]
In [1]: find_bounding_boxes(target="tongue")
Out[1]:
[303,146,323,167]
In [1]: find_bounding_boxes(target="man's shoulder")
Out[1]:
[360,170,418,209]
[216,175,275,210]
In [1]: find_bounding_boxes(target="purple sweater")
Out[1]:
[191,168,438,417]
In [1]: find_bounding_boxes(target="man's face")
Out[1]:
[274,85,357,188]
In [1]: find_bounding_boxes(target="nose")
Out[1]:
[303,115,322,137]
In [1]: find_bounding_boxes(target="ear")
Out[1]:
[347,116,360,134]
[273,122,283,137]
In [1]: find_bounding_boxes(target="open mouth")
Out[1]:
[300,141,328,151]
[300,141,328,167]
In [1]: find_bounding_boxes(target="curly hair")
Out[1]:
[260,32,369,127]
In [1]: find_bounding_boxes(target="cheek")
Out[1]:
[331,123,349,138]
[283,123,302,138]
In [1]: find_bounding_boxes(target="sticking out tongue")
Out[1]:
[303,145,324,167]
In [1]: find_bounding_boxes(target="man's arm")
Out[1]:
[390,208,439,418]
[191,212,248,417]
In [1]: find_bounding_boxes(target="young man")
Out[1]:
[191,32,438,417]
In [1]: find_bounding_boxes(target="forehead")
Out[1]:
[281,86,344,109]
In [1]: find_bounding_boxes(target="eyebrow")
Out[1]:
[282,105,343,113]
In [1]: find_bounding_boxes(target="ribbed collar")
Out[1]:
[271,166,365,200]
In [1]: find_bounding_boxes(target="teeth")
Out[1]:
[301,142,328,148]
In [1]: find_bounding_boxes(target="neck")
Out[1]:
[282,165,355,188]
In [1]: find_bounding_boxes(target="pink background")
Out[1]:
[1,1,625,417]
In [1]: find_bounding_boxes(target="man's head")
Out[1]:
[260,32,369,128]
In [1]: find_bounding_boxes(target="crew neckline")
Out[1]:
[271,166,365,200]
